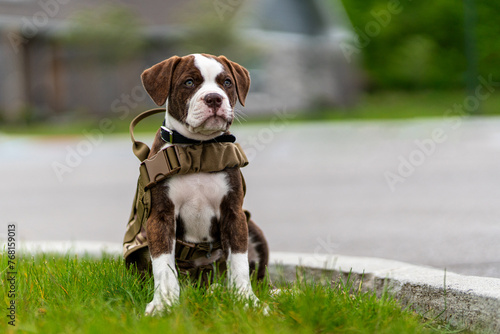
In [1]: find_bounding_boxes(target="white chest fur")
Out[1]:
[167,172,229,243]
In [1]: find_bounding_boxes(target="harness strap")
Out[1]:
[130,108,166,162]
[175,239,222,261]
[130,108,248,190]
[124,108,249,282]
[175,239,225,282]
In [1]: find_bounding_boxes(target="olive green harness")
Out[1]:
[122,108,249,281]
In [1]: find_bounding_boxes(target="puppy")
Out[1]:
[139,54,268,315]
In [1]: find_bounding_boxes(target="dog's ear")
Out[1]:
[141,56,182,106]
[217,56,251,106]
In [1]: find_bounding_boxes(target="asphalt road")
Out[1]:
[1,117,500,278]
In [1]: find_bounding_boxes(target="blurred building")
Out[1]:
[0,0,359,121]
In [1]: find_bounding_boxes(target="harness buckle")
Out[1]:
[141,146,180,188]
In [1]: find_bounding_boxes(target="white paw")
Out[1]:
[144,295,178,316]
[238,288,270,315]
[144,301,163,316]
[269,288,283,297]
[242,298,270,316]
[236,286,258,302]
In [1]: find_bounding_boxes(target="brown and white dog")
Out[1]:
[140,54,268,315]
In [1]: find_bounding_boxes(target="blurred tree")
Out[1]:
[475,1,500,81]
[339,0,499,90]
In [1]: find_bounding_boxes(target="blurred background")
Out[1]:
[0,0,359,125]
[1,0,500,278]
[1,0,500,125]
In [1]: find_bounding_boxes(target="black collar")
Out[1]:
[160,125,236,145]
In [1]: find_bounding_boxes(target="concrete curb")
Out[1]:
[270,252,500,333]
[14,242,500,332]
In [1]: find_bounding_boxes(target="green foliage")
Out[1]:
[339,0,500,90]
[475,1,500,77]
[1,253,455,334]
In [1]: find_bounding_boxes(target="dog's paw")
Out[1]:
[236,288,270,315]
[144,301,163,316]
[242,297,270,316]
[144,295,178,316]
[269,288,283,297]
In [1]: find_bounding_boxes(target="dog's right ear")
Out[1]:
[141,56,182,106]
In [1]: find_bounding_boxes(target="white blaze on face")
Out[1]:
[185,54,233,135]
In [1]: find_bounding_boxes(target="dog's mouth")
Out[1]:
[203,114,231,128]
[186,115,232,136]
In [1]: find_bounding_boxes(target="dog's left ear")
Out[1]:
[217,56,251,106]
[141,56,182,106]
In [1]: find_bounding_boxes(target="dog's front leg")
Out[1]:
[146,248,179,316]
[222,206,259,304]
[228,248,254,299]
[144,202,179,316]
[225,211,269,315]
[220,170,260,304]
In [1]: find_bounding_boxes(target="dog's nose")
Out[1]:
[204,93,223,109]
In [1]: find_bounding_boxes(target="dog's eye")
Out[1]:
[223,79,232,88]
[184,79,194,88]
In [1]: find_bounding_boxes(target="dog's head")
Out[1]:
[141,54,250,140]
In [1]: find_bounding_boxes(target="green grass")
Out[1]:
[0,253,460,334]
[2,90,500,136]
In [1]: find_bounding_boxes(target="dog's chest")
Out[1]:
[166,172,229,243]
